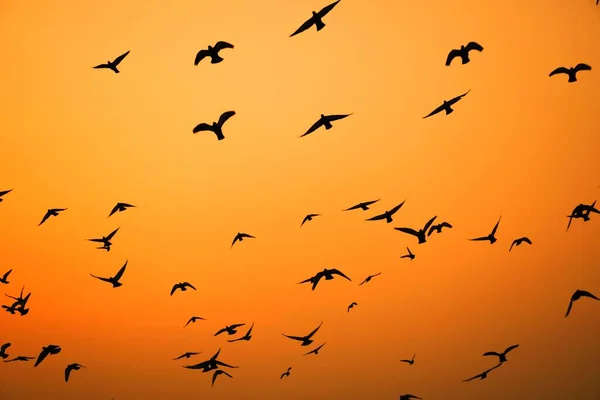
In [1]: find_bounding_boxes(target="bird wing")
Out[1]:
[366,212,386,221]
[184,282,196,290]
[39,211,51,226]
[106,228,119,240]
[427,225,438,236]
[211,371,219,386]
[482,351,501,357]
[422,215,438,232]
[170,284,181,296]
[298,276,315,285]
[303,348,316,355]
[491,217,501,235]
[549,67,570,77]
[324,113,352,123]
[330,269,351,281]
[463,373,482,382]
[88,238,104,243]
[305,321,323,338]
[34,349,49,367]
[173,354,185,360]
[0,189,12,196]
[108,204,120,217]
[0,343,10,352]
[112,50,130,65]
[301,215,310,226]
[441,222,453,228]
[311,274,323,290]
[193,123,214,134]
[282,334,305,342]
[227,337,243,343]
[230,323,245,329]
[194,49,211,65]
[509,241,516,252]
[90,274,111,283]
[465,41,484,52]
[214,328,228,336]
[423,103,446,118]
[522,237,532,244]
[504,344,519,354]
[445,49,462,66]
[214,41,234,52]
[566,296,575,317]
[468,236,489,241]
[300,119,325,137]
[65,365,72,382]
[317,0,341,18]
[290,18,316,37]
[394,227,419,237]
[2,269,12,280]
[218,110,236,126]
[448,90,471,106]
[388,201,406,216]
[574,63,592,73]
[215,360,238,368]
[113,262,127,281]
[240,233,255,239]
[93,63,110,69]
[581,290,600,300]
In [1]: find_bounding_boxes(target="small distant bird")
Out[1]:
[280,367,292,379]
[0,343,10,359]
[215,323,245,337]
[469,216,501,244]
[509,237,532,252]
[231,232,255,248]
[34,345,62,367]
[400,353,415,366]
[366,200,406,223]
[171,282,196,296]
[304,342,326,356]
[343,199,380,211]
[90,261,127,288]
[483,344,519,363]
[290,0,342,37]
[301,213,321,227]
[173,352,202,361]
[65,363,85,382]
[87,227,119,251]
[445,42,484,66]
[359,272,382,286]
[565,289,600,318]
[0,269,12,284]
[193,111,236,141]
[298,268,352,291]
[93,50,130,73]
[428,222,453,236]
[399,395,422,400]
[566,201,599,231]
[182,349,238,373]
[108,202,135,217]
[423,90,470,119]
[300,113,352,137]
[228,323,254,342]
[463,363,502,382]
[38,208,67,226]
[194,41,234,65]
[184,316,206,328]
[549,63,592,82]
[282,321,323,346]
[347,302,358,312]
[212,369,233,387]
[394,216,438,244]
[4,356,34,363]
[400,247,415,261]
[0,189,12,202]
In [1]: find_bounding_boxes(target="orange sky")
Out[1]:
[1,0,600,399]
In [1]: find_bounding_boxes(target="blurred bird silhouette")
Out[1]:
[212,369,233,387]
[565,289,599,317]
[93,50,130,73]
[34,345,62,367]
[290,0,342,37]
[445,42,484,66]
[509,237,532,252]
[300,113,352,137]
[282,321,323,346]
[549,63,592,82]
[231,232,255,248]
[280,367,292,379]
[359,272,382,286]
[463,363,503,382]
[400,247,415,261]
[65,363,85,382]
[347,302,358,312]
[428,222,453,236]
[215,323,245,337]
[108,203,135,217]
[394,216,438,244]
[400,353,415,366]
[0,189,12,202]
[399,395,422,400]
[171,282,196,296]
[304,342,326,356]
[566,201,599,231]
[0,269,12,284]
[469,216,501,244]
[483,344,519,363]
[182,349,238,373]
[301,213,321,227]
[87,227,119,252]
[193,111,236,141]
[173,352,202,361]
[343,199,380,211]
[298,268,351,290]
[90,261,127,288]
[228,323,254,342]
[184,316,206,328]
[194,41,234,65]
[366,200,406,223]
[38,208,67,226]
[4,356,34,363]
[0,343,10,359]
[423,91,470,118]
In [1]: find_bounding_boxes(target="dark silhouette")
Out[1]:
[194,42,234,65]
[5,287,31,316]
[290,0,342,37]
[0,189,12,202]
[428,222,453,236]
[549,64,592,82]
[300,113,352,137]
[90,261,127,288]
[171,282,196,296]
[282,321,323,346]
[38,208,67,226]
[182,349,238,373]
[193,111,236,141]
[212,369,233,387]
[400,247,415,261]
[445,42,484,66]
[301,213,321,227]
[0,343,10,359]
[0,269,12,284]
[469,216,501,244]
[65,363,85,382]
[343,199,380,211]
[394,216,438,244]
[359,272,382,286]
[215,323,245,337]
[565,289,599,317]
[4,356,34,363]
[304,342,326,356]
[400,353,415,365]
[509,237,532,252]
[87,227,119,252]
[280,366,292,379]
[173,352,201,360]
[566,201,599,231]
[463,363,502,382]
[347,302,358,312]
[366,200,406,223]
[231,232,255,248]
[399,395,422,400]
[483,344,519,363]
[184,316,206,328]
[108,202,135,217]
[228,323,254,342]
[298,268,351,290]
[34,345,62,367]
[93,51,130,73]
[423,91,470,119]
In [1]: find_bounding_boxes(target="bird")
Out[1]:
[93,50,130,73]
[38,208,67,226]
[231,232,255,248]
[445,42,484,66]
[0,189,12,202]
[173,352,202,361]
[228,323,254,342]
[304,342,326,356]
[4,356,35,363]
[483,344,519,363]
[300,113,352,137]
[290,0,342,37]
[400,353,416,366]
[298,268,352,291]
[34,345,62,367]
[343,199,380,211]
[280,367,292,379]
[509,237,532,252]
[194,41,234,65]
[301,213,321,227]
[463,363,503,382]
[399,395,422,400]
[182,349,238,373]
[193,111,236,141]
[366,200,406,223]
[400,247,415,261]
[423,90,470,119]
[0,343,10,359]
[282,321,323,346]
[65,363,85,382]
[394,216,438,244]
[428,222,453,236]
[215,323,245,337]
[211,369,233,387]
[468,216,501,244]
[347,302,358,312]
[565,289,600,317]
[87,227,119,251]
[184,316,206,328]
[549,63,592,82]
[566,201,600,231]
[0,269,12,284]
[359,272,382,286]
[90,261,127,288]
[170,282,196,296]
[108,202,135,217]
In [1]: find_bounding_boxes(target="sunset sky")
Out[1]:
[1,0,600,399]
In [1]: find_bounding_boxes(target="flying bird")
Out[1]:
[549,63,592,82]
[400,247,415,261]
[173,352,202,361]
[282,321,323,346]
[0,189,12,202]
[469,216,501,244]
[215,323,245,337]
[394,216,438,244]
[301,213,321,227]
[290,0,342,37]
[423,90,470,119]
[366,200,406,223]
[280,367,292,379]
[212,369,233,387]
[343,199,380,211]
[300,113,352,137]
[428,222,453,236]
[304,342,326,356]
[90,261,127,288]
[0,343,10,359]
[184,316,206,328]
[65,363,85,382]
[87,227,119,251]
[565,289,599,317]
[34,345,62,367]
[108,202,135,217]
[171,282,196,296]
[463,363,502,382]
[566,201,599,231]
[298,268,351,291]
[445,42,484,66]
[4,356,35,363]
[182,349,238,373]
[347,302,358,312]
[0,269,12,284]
[93,50,130,73]
[509,237,532,252]
[231,232,255,248]
[400,353,416,366]
[193,111,236,141]
[399,395,422,400]
[194,41,234,65]
[228,323,254,342]
[38,208,67,226]
[359,272,382,286]
[483,344,519,363]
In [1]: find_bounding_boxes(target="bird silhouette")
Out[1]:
[301,213,321,227]
[366,200,406,223]
[469,216,501,244]
[212,369,233,387]
[65,363,85,382]
[4,356,35,363]
[549,63,592,82]
[463,363,502,382]
[483,344,519,363]
[182,349,238,372]
[399,395,422,400]
[347,302,358,312]
[87,227,119,251]
[359,272,382,286]
[228,323,254,342]
[194,41,234,65]
[215,323,245,337]
[428,222,453,236]
[90,261,127,288]
[423,90,470,118]
[290,0,342,37]
[298,268,352,290]
[509,237,532,252]
[565,289,599,317]
[343,199,380,211]
[566,201,599,231]
[231,232,255,248]
[282,321,323,346]
[171,282,196,296]
[304,342,326,356]
[38,208,67,226]
[280,367,292,379]
[400,247,415,261]
[34,345,62,367]
[6,288,31,316]
[0,269,12,284]
[400,353,416,365]
[0,189,12,202]
[93,50,130,73]
[0,343,10,359]
[300,113,352,137]
[445,42,484,66]
[108,202,135,217]
[184,316,206,328]
[394,216,438,244]
[173,352,202,361]
[193,111,236,141]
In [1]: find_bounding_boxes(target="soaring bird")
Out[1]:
[231,232,255,248]
[304,342,326,356]
[0,269,12,284]
[194,41,234,65]
[280,367,292,379]
[359,272,382,286]
[173,352,202,361]
[90,261,127,288]
[182,349,238,373]
[193,111,236,141]
[301,213,321,227]
[290,0,342,37]
[228,323,254,342]
[399,395,422,400]
[400,353,415,366]
[108,202,135,217]
[298,268,352,291]
[428,222,453,236]
[38,208,67,226]
[343,199,379,211]
[565,289,599,317]
[93,50,130,73]
[211,369,233,387]
[483,344,519,363]
[463,363,502,382]
[509,237,532,252]
[566,201,599,231]
[347,302,358,312]
[469,216,501,244]
[34,345,62,367]
[87,227,119,251]
[423,90,470,119]
[366,200,406,223]
[282,321,323,346]
[300,113,352,137]
[0,189,12,202]
[400,247,415,261]
[214,323,245,337]
[65,363,85,382]
[0,343,10,359]
[445,42,484,66]
[171,282,196,296]
[4,356,35,363]
[184,316,206,328]
[394,216,438,244]
[549,64,592,82]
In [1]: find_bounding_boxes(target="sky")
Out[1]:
[1,0,600,399]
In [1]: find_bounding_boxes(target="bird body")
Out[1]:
[347,302,358,312]
[304,342,326,356]
[280,367,292,379]
[184,316,206,328]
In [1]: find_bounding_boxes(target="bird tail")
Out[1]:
[568,75,577,83]
[212,54,224,64]
[315,19,326,31]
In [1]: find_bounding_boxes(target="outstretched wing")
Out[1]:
[504,344,519,354]
[65,365,73,382]
[573,63,592,73]
[218,111,236,126]
[193,123,214,134]
[290,17,316,37]
[108,204,120,217]
[482,351,501,357]
[366,212,386,221]
[194,49,210,66]
[465,41,484,52]
[305,321,323,338]
[324,113,352,123]
[423,103,446,119]
[490,217,501,235]
[448,90,471,106]
[90,274,111,284]
[214,328,228,336]
[387,201,406,216]
[394,227,419,237]
[522,237,532,245]
[463,372,482,382]
[445,49,462,66]
[549,67,570,77]
[214,41,234,52]
[580,290,600,300]
[170,284,181,296]
[114,261,127,281]
[93,63,110,69]
[300,119,325,137]
[106,228,119,240]
[282,333,305,341]
[39,211,52,226]
[317,0,341,18]
[2,269,12,280]
[34,349,49,367]
[330,269,351,281]
[184,282,196,290]
[112,50,130,66]
[422,216,438,232]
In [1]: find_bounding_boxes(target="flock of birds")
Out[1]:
[2,1,600,398]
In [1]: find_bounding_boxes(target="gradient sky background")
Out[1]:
[1,0,600,399]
